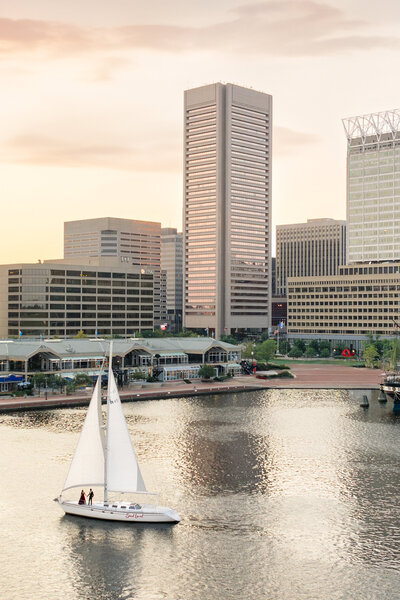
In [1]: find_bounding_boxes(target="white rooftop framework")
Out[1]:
[342,109,400,144]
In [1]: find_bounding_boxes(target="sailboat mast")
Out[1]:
[104,340,113,504]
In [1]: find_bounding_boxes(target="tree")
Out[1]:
[72,373,93,388]
[74,330,87,338]
[278,340,290,355]
[363,344,379,368]
[319,340,331,353]
[198,365,216,379]
[221,334,237,345]
[293,339,306,353]
[288,346,303,358]
[242,342,256,359]
[309,339,320,354]
[305,346,317,358]
[320,348,331,358]
[255,339,277,363]
[30,373,47,395]
[48,374,66,393]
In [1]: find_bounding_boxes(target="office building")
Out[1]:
[64,217,166,325]
[183,83,272,338]
[276,218,346,296]
[161,228,183,331]
[343,109,400,263]
[1,258,154,339]
[287,262,400,347]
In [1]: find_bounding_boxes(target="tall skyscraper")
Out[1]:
[64,217,166,325]
[276,218,346,296]
[183,83,272,338]
[161,228,183,332]
[343,109,400,263]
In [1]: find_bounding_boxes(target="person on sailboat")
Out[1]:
[88,489,94,505]
[78,490,86,505]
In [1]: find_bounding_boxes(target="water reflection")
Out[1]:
[2,389,400,599]
[61,516,174,600]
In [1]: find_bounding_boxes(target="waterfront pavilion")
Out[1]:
[0,337,241,391]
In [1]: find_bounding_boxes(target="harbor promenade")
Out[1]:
[0,363,383,412]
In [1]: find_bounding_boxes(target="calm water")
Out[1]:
[1,389,400,600]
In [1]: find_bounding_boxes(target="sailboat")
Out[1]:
[57,344,180,523]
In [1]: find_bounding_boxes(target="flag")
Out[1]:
[160,322,168,331]
[279,321,284,329]
[19,330,22,337]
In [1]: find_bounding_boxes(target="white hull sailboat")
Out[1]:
[57,344,180,524]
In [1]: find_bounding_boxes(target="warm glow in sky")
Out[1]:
[1,0,400,262]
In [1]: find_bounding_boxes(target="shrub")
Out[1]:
[319,348,331,358]
[275,370,294,378]
[288,347,303,358]
[198,365,215,379]
[131,371,146,381]
[305,347,317,358]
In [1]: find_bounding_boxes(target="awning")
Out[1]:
[157,352,187,357]
[0,374,23,383]
[162,365,201,372]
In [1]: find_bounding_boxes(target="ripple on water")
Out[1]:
[1,389,400,599]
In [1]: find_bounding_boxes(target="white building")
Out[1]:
[343,109,400,263]
[161,228,183,332]
[183,83,272,338]
[64,217,167,326]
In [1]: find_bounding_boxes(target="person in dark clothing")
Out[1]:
[78,490,86,505]
[88,489,94,505]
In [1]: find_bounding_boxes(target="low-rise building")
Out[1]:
[287,262,400,349]
[0,337,242,391]
[1,258,154,339]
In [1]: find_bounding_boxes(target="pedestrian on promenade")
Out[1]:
[78,490,86,505]
[88,489,94,505]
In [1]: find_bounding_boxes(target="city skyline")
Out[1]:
[2,0,400,263]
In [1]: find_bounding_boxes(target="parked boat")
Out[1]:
[57,344,180,523]
[380,372,400,398]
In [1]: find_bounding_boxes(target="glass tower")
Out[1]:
[343,109,400,263]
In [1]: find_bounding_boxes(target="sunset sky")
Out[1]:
[1,0,400,263]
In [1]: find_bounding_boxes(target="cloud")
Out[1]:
[274,126,320,155]
[2,126,319,170]
[1,134,181,172]
[0,1,398,61]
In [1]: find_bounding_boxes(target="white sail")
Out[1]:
[105,367,147,494]
[62,376,105,491]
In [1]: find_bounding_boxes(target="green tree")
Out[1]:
[74,330,87,338]
[242,342,256,359]
[72,373,93,388]
[30,373,47,395]
[255,339,277,363]
[278,339,290,355]
[293,339,306,353]
[320,348,331,358]
[363,344,379,368]
[198,365,216,379]
[220,334,237,345]
[305,346,317,358]
[309,339,320,354]
[288,346,303,358]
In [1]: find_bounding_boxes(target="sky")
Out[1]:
[1,0,400,262]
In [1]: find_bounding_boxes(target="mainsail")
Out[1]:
[62,376,105,491]
[105,361,147,494]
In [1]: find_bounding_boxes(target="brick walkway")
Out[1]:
[0,364,383,412]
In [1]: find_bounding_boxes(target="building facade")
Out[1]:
[64,217,166,325]
[343,109,400,264]
[276,218,346,296]
[287,262,400,339]
[0,338,242,390]
[1,259,154,339]
[183,83,272,338]
[161,228,183,332]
